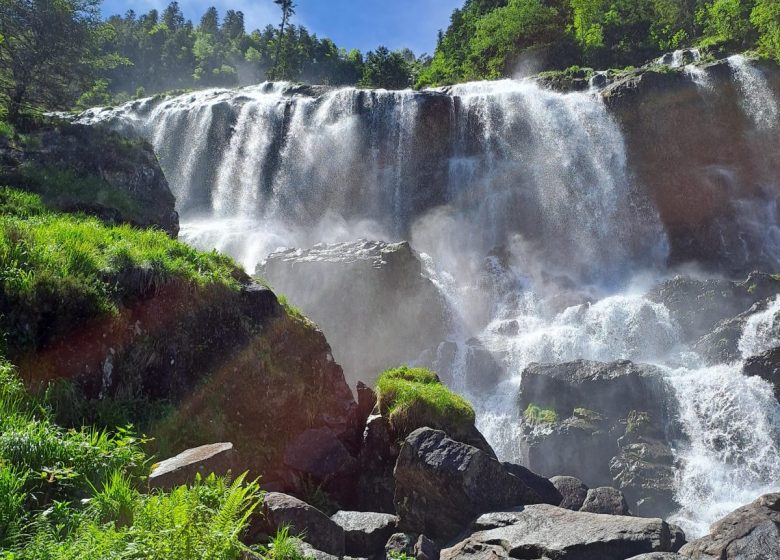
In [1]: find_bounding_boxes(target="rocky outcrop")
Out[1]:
[0,122,178,236]
[330,511,400,557]
[679,492,780,559]
[257,492,345,556]
[393,428,556,542]
[440,506,685,560]
[604,60,780,273]
[148,442,236,490]
[743,346,780,402]
[386,533,440,560]
[518,360,678,517]
[259,240,452,387]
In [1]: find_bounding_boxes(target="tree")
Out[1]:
[0,0,113,122]
[360,46,413,89]
[272,0,296,80]
[752,0,780,62]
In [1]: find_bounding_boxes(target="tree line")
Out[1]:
[417,0,780,87]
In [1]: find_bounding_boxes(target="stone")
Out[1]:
[283,427,357,481]
[240,284,283,323]
[743,346,780,402]
[259,492,345,556]
[580,487,631,516]
[393,428,552,542]
[330,511,400,557]
[550,475,589,510]
[679,492,780,560]
[441,505,685,560]
[356,381,378,426]
[625,554,687,560]
[386,533,440,560]
[149,442,235,490]
[355,414,398,513]
[501,463,563,507]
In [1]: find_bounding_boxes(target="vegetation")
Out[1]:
[0,187,241,355]
[376,366,476,438]
[523,403,559,424]
[417,0,780,87]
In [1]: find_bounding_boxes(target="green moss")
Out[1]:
[277,294,307,323]
[376,366,475,438]
[0,187,242,353]
[523,403,559,424]
[0,119,14,140]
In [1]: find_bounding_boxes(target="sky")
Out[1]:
[101,0,464,55]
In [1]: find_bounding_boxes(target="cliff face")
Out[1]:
[0,122,179,236]
[604,60,780,272]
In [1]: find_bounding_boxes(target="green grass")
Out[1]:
[0,120,14,140]
[376,366,475,438]
[257,526,310,560]
[523,403,559,424]
[0,187,241,353]
[0,360,262,559]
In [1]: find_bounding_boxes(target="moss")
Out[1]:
[376,366,475,438]
[277,294,308,323]
[523,403,559,424]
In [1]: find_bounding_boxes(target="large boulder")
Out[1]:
[386,533,440,560]
[580,487,631,516]
[149,442,235,490]
[393,428,555,542]
[355,414,398,513]
[550,475,589,510]
[259,240,452,386]
[743,346,780,402]
[0,122,178,236]
[330,511,399,557]
[679,493,780,559]
[258,492,345,556]
[440,506,686,560]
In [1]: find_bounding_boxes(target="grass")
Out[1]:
[0,120,14,140]
[0,359,262,559]
[257,526,309,560]
[0,187,242,353]
[523,403,559,424]
[376,366,475,438]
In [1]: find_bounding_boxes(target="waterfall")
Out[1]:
[78,71,780,537]
[729,55,780,130]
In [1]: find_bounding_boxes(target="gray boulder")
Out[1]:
[149,442,235,490]
[386,533,440,560]
[550,475,589,510]
[679,493,780,560]
[580,487,631,516]
[393,428,553,542]
[259,492,345,556]
[626,554,687,560]
[441,505,685,560]
[330,511,399,557]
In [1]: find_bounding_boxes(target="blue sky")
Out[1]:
[101,0,463,55]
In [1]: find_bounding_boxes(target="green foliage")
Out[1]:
[388,553,416,560]
[0,187,241,354]
[360,47,420,89]
[376,366,476,437]
[0,120,13,140]
[698,0,757,50]
[277,295,307,323]
[259,526,309,560]
[523,403,559,423]
[752,0,780,62]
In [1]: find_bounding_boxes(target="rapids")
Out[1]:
[77,57,780,536]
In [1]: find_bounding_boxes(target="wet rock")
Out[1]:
[355,414,399,513]
[330,511,399,557]
[441,505,685,560]
[580,487,631,515]
[679,492,780,559]
[463,339,504,393]
[259,492,345,556]
[501,462,563,507]
[259,240,452,386]
[149,442,235,490]
[283,427,357,481]
[393,428,551,542]
[626,554,687,560]
[386,533,440,560]
[550,475,589,510]
[356,381,378,426]
[743,346,780,402]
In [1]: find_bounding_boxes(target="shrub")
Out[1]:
[258,526,309,560]
[376,366,475,439]
[523,403,559,424]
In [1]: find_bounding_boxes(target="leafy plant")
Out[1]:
[523,403,559,424]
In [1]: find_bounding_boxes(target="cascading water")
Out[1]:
[729,54,780,131]
[79,58,780,537]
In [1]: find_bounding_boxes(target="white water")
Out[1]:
[80,67,780,536]
[729,55,780,130]
[656,48,711,88]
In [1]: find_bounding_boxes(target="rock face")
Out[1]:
[0,122,178,236]
[393,428,556,542]
[330,511,399,557]
[259,492,345,556]
[518,360,678,517]
[149,442,235,490]
[680,493,780,559]
[259,240,452,386]
[604,61,780,273]
[441,506,685,560]
[386,533,440,560]
[743,347,780,402]
[580,487,631,515]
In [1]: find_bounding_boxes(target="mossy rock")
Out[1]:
[376,366,493,455]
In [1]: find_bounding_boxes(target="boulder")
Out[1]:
[259,492,345,556]
[501,463,563,507]
[330,511,399,557]
[441,505,685,560]
[148,442,235,490]
[283,427,357,481]
[386,533,440,560]
[626,554,687,560]
[355,414,398,513]
[393,428,553,542]
[356,381,378,426]
[580,487,631,516]
[259,240,452,387]
[550,475,589,510]
[679,493,780,559]
[743,346,780,402]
